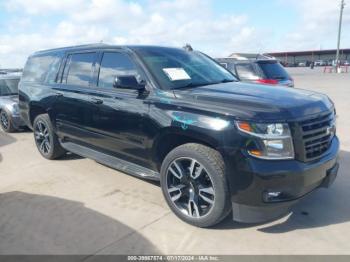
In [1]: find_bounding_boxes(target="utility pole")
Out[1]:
[335,0,345,68]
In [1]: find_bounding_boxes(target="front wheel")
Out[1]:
[160,143,231,227]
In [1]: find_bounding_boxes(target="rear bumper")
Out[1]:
[231,136,339,223]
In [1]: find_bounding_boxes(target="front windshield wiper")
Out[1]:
[174,79,237,90]
[217,79,237,83]
[174,82,208,90]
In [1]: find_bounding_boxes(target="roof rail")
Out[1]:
[34,43,110,55]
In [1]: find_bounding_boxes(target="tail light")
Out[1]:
[255,79,278,85]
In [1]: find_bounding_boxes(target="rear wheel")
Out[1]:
[0,110,15,133]
[160,143,231,227]
[33,114,66,159]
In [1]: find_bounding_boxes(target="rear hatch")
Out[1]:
[256,60,294,87]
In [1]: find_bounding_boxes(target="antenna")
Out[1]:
[183,43,193,51]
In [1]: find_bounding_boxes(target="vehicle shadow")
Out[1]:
[0,132,16,147]
[215,150,350,233]
[58,151,85,161]
[0,191,160,255]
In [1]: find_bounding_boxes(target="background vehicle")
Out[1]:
[216,56,294,87]
[0,72,25,132]
[314,60,327,66]
[19,44,339,227]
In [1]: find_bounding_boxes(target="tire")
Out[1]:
[160,143,231,227]
[33,114,66,159]
[0,109,16,133]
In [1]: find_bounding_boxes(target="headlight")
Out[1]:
[236,121,294,160]
[12,104,20,114]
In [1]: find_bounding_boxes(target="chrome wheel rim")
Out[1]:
[0,112,9,130]
[166,157,215,218]
[34,121,51,155]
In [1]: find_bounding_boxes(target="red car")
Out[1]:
[216,57,294,87]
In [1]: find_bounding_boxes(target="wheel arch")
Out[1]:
[152,127,221,171]
[28,103,48,127]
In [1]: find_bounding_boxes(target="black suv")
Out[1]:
[19,44,339,227]
[216,57,294,87]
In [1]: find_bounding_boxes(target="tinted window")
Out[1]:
[219,63,228,68]
[226,63,237,73]
[257,61,290,80]
[235,63,260,80]
[0,78,20,96]
[45,57,62,83]
[135,47,236,90]
[66,53,95,86]
[22,55,60,83]
[98,52,138,88]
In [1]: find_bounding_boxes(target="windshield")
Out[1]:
[0,78,20,96]
[257,61,290,80]
[135,47,237,90]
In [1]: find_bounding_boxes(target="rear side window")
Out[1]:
[65,53,95,86]
[22,55,61,83]
[98,52,139,88]
[258,61,290,80]
[235,63,260,80]
[0,78,20,95]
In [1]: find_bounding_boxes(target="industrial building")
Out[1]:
[266,48,350,66]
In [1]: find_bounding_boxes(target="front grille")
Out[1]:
[293,111,335,161]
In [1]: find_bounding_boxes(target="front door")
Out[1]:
[87,51,152,168]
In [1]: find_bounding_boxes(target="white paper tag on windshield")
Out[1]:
[162,68,191,81]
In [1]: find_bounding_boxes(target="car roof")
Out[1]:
[32,43,189,57]
[0,72,22,80]
[216,58,277,64]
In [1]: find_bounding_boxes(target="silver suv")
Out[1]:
[0,72,25,132]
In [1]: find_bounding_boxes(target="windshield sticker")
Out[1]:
[162,68,191,81]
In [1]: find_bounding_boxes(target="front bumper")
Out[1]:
[231,136,339,223]
[11,114,26,129]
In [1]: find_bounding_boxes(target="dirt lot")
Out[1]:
[0,67,349,255]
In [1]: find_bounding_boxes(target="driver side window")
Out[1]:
[98,52,139,89]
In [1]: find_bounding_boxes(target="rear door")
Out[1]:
[54,51,99,144]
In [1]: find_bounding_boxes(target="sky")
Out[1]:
[0,0,349,68]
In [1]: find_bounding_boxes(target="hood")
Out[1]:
[173,82,333,121]
[0,95,18,107]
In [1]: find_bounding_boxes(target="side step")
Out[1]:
[61,142,160,181]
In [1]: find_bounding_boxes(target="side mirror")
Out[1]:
[113,75,145,90]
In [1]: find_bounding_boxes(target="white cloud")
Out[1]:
[275,0,350,51]
[4,0,85,14]
[1,0,348,68]
[1,0,259,67]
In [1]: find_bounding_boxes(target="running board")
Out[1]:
[60,142,160,181]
